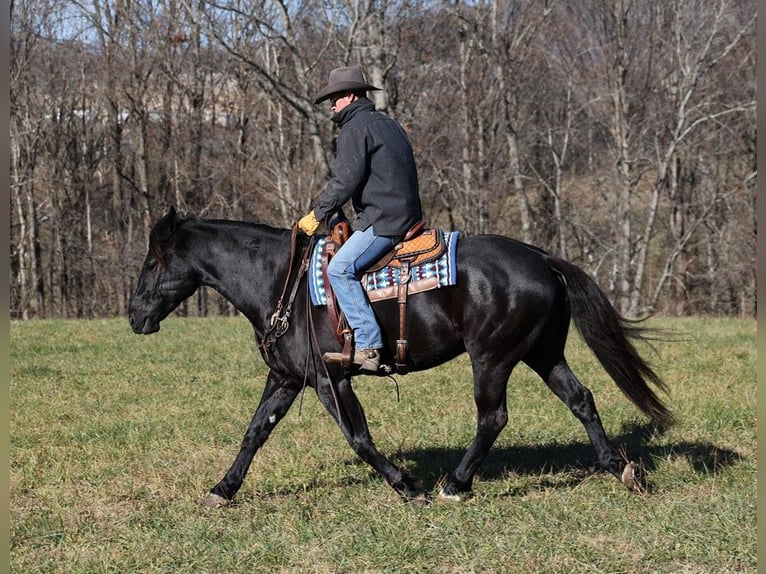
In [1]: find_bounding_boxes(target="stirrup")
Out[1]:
[323,348,381,373]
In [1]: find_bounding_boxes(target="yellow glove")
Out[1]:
[298,211,320,236]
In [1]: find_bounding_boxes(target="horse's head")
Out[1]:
[129,206,200,334]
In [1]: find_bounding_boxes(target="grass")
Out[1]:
[10,316,756,573]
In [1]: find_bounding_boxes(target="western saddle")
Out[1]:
[320,218,446,373]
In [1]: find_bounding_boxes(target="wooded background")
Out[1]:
[10,0,756,320]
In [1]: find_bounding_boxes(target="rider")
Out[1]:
[298,65,423,373]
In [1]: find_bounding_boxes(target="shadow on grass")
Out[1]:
[397,421,744,489]
[218,422,744,503]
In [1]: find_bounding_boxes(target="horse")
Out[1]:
[128,206,673,506]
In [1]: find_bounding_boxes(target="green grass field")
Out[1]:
[10,316,756,573]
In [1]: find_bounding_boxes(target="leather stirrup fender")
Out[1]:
[395,259,412,370]
[341,329,354,370]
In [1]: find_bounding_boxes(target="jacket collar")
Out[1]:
[332,98,375,126]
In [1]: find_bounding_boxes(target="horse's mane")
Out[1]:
[149,211,299,267]
[187,217,294,246]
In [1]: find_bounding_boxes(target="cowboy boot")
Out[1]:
[323,348,381,373]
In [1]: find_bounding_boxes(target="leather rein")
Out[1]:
[259,225,314,358]
[258,223,399,417]
[258,225,348,421]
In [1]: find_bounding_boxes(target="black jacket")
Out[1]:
[313,98,422,239]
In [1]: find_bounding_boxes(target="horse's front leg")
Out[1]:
[202,369,300,507]
[316,375,429,503]
[439,361,511,501]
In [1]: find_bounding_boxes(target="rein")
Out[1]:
[256,225,344,421]
[259,225,314,357]
[259,224,397,422]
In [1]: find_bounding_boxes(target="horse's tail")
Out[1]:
[546,256,674,427]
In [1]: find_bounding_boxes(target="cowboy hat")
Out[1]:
[314,66,381,104]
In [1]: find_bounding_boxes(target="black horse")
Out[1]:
[128,206,672,506]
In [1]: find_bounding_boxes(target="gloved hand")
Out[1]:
[298,211,320,235]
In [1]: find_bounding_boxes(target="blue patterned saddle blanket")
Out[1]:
[309,231,460,305]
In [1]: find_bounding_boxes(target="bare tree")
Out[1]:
[640,0,756,315]
[9,0,757,319]
[10,0,62,318]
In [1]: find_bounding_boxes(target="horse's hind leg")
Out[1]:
[535,358,632,486]
[315,375,429,502]
[203,369,300,507]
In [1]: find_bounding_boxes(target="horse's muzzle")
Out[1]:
[129,312,160,335]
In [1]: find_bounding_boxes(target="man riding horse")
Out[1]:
[298,66,423,374]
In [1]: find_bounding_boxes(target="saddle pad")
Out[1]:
[309,230,460,306]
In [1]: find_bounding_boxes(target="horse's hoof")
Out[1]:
[621,461,647,494]
[398,486,431,506]
[408,491,431,506]
[437,488,465,502]
[201,492,230,508]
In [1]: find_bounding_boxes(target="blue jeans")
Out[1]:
[327,226,397,350]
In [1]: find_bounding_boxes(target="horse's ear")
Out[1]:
[162,205,179,233]
[152,205,179,240]
[167,206,178,231]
